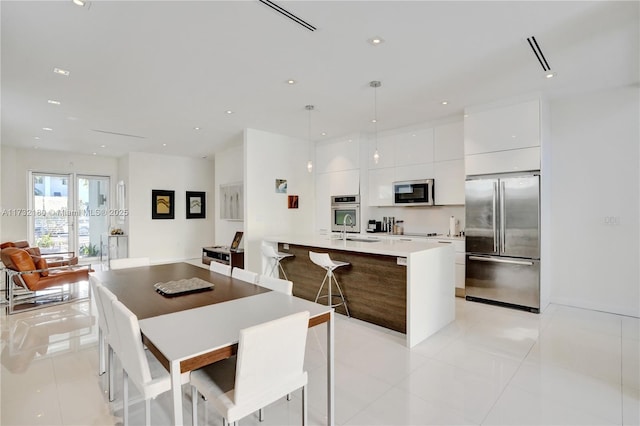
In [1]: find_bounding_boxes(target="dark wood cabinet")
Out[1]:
[202,246,244,269]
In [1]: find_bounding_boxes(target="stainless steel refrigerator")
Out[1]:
[465,173,540,312]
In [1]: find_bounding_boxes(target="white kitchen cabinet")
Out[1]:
[465,146,540,176]
[429,238,465,292]
[434,121,464,161]
[315,173,331,233]
[434,159,464,205]
[394,163,434,182]
[464,99,540,155]
[368,134,395,169]
[395,128,434,166]
[368,167,394,206]
[329,169,360,196]
[316,136,359,173]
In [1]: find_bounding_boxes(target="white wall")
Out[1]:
[549,86,639,317]
[244,128,315,273]
[0,146,118,241]
[214,144,243,247]
[125,152,215,262]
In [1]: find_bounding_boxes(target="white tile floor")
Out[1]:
[1,294,638,426]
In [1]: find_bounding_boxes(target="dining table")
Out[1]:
[93,262,335,426]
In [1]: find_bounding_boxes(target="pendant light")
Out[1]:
[370,81,382,164]
[305,105,314,173]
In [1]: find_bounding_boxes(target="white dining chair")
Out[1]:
[110,257,150,270]
[190,310,310,426]
[231,267,258,284]
[257,274,293,295]
[96,285,121,402]
[89,276,108,377]
[111,299,190,426]
[209,261,231,276]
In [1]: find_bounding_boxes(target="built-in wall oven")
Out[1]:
[331,195,360,233]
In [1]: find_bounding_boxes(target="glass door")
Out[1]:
[30,173,74,254]
[77,175,110,261]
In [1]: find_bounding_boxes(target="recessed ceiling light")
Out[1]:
[47,99,61,105]
[545,72,556,79]
[42,127,53,131]
[368,37,385,46]
[100,144,106,148]
[286,79,296,85]
[321,132,327,136]
[34,136,40,140]
[53,67,70,76]
[464,114,469,118]
[371,119,377,123]
[162,143,167,147]
[92,152,97,156]
[72,0,86,6]
[441,100,449,105]
[225,110,234,114]
[193,127,200,130]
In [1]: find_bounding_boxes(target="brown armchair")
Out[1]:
[1,247,90,314]
[0,240,78,267]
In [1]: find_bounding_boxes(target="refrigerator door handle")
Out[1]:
[469,256,534,266]
[500,180,506,254]
[492,181,498,253]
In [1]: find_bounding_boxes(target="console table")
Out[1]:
[202,246,244,269]
[101,234,128,269]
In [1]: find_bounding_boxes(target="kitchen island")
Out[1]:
[263,235,455,348]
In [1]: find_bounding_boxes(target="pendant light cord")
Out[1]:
[374,84,378,151]
[370,81,382,163]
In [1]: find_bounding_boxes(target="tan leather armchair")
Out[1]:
[0,240,78,267]
[1,247,90,314]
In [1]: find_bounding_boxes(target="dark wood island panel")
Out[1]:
[279,243,407,333]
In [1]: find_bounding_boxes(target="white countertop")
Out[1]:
[264,234,448,257]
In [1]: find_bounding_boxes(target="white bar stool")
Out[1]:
[261,244,294,280]
[308,251,350,317]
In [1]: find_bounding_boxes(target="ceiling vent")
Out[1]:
[526,36,551,72]
[259,0,316,32]
[91,129,147,139]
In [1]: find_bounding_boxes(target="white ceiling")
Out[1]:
[2,1,638,159]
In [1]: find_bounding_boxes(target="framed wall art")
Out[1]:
[152,189,175,219]
[220,182,243,221]
[275,179,287,193]
[186,191,206,219]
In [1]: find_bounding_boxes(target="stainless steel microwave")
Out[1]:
[393,179,435,206]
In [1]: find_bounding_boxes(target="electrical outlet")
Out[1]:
[283,243,289,250]
[397,257,407,266]
[604,216,621,225]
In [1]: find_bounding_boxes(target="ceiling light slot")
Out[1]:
[259,0,316,32]
[91,129,147,139]
[526,36,551,72]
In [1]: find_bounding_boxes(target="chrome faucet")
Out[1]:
[342,214,354,241]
